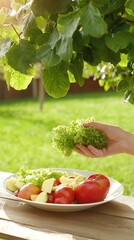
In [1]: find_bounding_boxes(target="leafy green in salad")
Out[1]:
[52,119,108,156]
[16,168,68,187]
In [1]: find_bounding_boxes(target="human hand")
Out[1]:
[75,122,134,157]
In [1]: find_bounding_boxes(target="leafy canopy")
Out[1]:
[0,0,134,103]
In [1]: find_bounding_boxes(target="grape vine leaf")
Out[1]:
[42,50,61,68]
[105,32,132,52]
[73,31,83,52]
[42,63,70,98]
[6,40,36,74]
[49,28,61,49]
[31,0,72,16]
[37,44,61,67]
[56,36,73,61]
[4,66,33,90]
[128,45,134,61]
[69,54,84,86]
[57,11,80,37]
[80,2,107,38]
[117,80,129,92]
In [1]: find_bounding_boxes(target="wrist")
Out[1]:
[123,131,134,156]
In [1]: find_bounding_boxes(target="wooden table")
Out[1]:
[0,171,134,240]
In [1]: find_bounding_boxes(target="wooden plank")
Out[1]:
[0,220,90,240]
[90,195,134,219]
[0,198,134,240]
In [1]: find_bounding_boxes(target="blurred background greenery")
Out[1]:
[0,92,134,196]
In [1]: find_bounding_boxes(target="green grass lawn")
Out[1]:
[0,91,134,196]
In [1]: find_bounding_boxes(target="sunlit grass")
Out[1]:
[0,91,134,196]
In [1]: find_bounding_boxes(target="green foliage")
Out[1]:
[52,119,108,156]
[0,0,134,102]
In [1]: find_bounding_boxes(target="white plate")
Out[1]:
[3,168,124,212]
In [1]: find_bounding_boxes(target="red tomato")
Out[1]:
[47,192,54,203]
[87,174,110,190]
[54,197,70,204]
[75,174,110,204]
[53,186,75,204]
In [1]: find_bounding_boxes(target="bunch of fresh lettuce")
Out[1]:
[52,119,108,156]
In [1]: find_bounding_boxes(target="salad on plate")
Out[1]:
[5,168,111,205]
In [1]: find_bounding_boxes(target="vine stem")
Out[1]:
[11,24,21,39]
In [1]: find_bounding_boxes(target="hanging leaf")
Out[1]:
[117,80,129,92]
[56,36,73,61]
[42,49,61,68]
[80,2,107,38]
[31,0,72,16]
[69,54,84,86]
[37,44,61,67]
[36,33,51,46]
[91,37,121,65]
[128,45,134,61]
[6,40,36,74]
[37,44,51,59]
[4,66,33,90]
[42,63,70,98]
[105,32,132,52]
[73,31,83,52]
[25,27,43,44]
[49,28,61,49]
[57,11,80,37]
[124,7,134,21]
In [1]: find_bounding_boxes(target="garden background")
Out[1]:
[0,91,134,197]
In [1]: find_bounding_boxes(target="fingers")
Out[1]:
[87,145,107,157]
[75,147,87,157]
[83,121,106,131]
[76,144,106,158]
[75,144,94,157]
